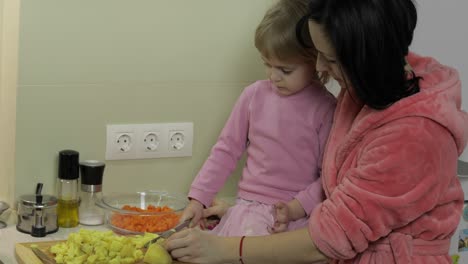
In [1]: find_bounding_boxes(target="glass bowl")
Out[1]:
[96,190,188,235]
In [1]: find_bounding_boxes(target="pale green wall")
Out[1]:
[16,0,274,199]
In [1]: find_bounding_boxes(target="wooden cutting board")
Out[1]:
[15,241,184,264]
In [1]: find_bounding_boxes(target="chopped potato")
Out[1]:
[50,229,158,264]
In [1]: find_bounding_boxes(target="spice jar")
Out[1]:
[56,150,80,228]
[79,160,105,225]
[16,192,58,236]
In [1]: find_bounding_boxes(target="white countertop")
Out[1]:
[0,221,108,264]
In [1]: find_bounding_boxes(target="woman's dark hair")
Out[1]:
[297,0,421,109]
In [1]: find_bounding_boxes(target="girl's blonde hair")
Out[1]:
[255,0,328,83]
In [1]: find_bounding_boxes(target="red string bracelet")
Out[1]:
[239,235,246,264]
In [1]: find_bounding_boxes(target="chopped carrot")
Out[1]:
[111,205,181,233]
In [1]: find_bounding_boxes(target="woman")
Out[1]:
[166,0,468,263]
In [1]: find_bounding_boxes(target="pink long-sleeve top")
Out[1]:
[310,52,468,263]
[189,80,336,215]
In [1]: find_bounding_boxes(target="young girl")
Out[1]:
[181,0,336,237]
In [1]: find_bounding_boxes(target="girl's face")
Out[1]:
[262,56,317,96]
[308,21,348,88]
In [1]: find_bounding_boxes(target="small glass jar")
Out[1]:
[79,160,105,225]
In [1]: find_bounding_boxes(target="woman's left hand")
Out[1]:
[165,228,233,264]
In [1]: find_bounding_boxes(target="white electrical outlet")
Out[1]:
[116,133,133,152]
[135,123,166,159]
[143,132,160,151]
[105,122,193,160]
[165,122,193,157]
[169,131,185,150]
[105,124,137,160]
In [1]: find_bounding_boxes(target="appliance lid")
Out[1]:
[19,195,58,207]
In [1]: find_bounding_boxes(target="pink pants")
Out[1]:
[211,198,309,237]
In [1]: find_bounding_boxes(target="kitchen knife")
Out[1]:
[31,247,55,264]
[144,219,191,248]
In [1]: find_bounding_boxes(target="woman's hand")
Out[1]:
[166,228,327,264]
[165,228,236,264]
[180,199,205,228]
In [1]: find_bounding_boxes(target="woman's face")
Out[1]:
[308,21,348,88]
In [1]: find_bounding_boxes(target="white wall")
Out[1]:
[416,2,468,257]
[15,0,273,200]
[411,0,468,161]
[412,0,467,105]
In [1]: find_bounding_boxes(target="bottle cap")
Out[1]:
[58,150,79,180]
[80,160,105,185]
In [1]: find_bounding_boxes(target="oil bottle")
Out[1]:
[56,150,80,228]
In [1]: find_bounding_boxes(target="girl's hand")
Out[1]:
[165,228,232,264]
[269,201,290,233]
[203,198,230,219]
[270,199,307,233]
[180,199,205,228]
[202,199,228,230]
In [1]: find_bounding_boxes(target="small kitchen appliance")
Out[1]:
[0,201,9,229]
[16,183,58,236]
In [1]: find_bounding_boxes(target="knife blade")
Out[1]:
[143,219,191,248]
[31,247,55,264]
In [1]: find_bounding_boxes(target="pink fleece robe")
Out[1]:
[309,52,468,263]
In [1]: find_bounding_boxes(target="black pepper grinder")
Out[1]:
[79,160,105,225]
